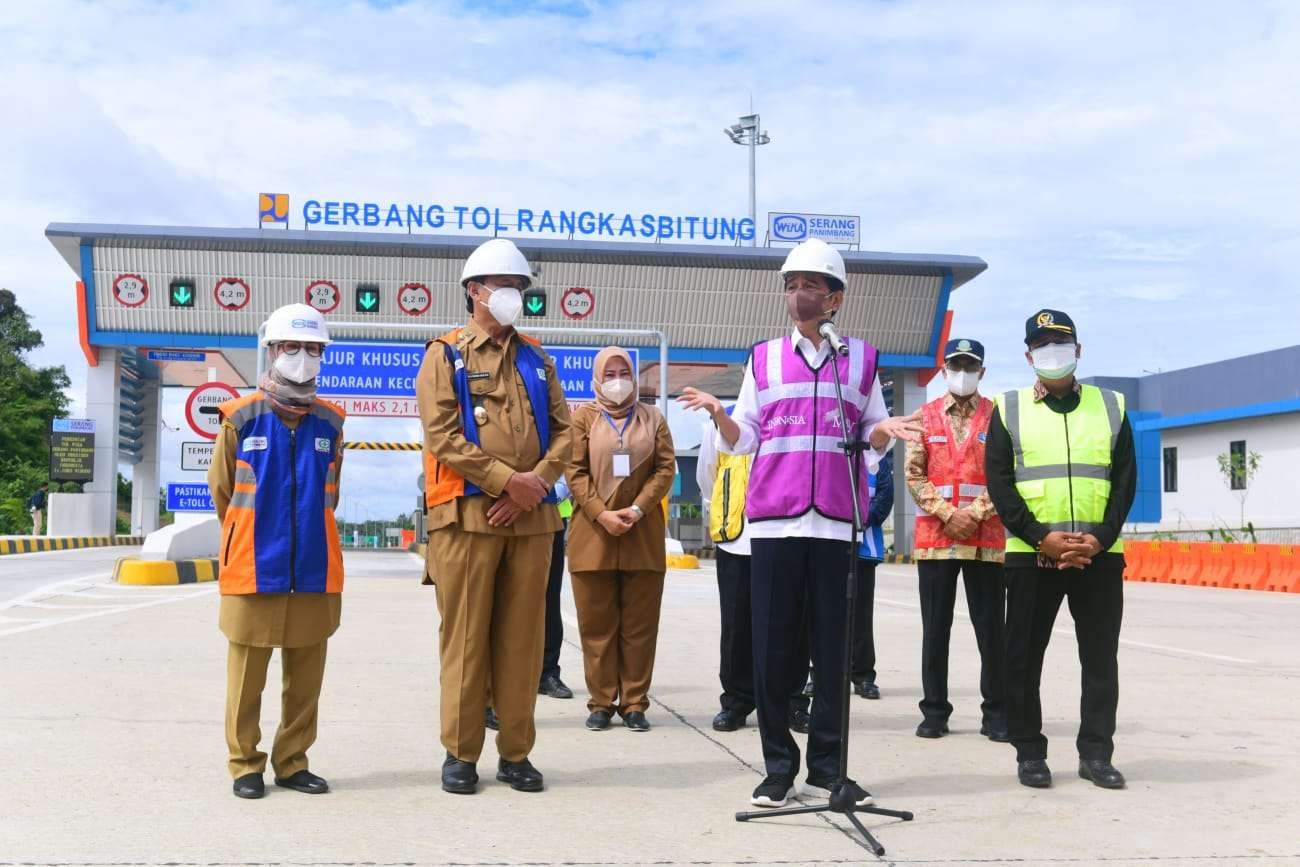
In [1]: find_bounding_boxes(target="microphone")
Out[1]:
[818,319,850,357]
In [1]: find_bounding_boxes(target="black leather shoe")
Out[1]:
[916,719,950,738]
[485,706,500,731]
[980,724,1011,742]
[712,709,748,732]
[1079,758,1126,789]
[788,708,810,734]
[1018,759,1052,788]
[538,675,574,699]
[232,773,264,799]
[854,680,881,700]
[274,769,329,794]
[623,711,650,732]
[497,757,544,792]
[441,753,478,794]
[586,710,611,731]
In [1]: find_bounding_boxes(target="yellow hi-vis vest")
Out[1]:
[994,384,1125,555]
[709,452,752,543]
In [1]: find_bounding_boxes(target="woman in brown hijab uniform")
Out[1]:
[567,346,677,732]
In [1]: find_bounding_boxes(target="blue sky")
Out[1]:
[2,0,1298,519]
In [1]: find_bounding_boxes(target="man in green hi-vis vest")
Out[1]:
[985,309,1136,792]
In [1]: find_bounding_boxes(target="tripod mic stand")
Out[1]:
[734,345,913,858]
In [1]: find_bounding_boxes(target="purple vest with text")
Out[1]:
[746,335,879,524]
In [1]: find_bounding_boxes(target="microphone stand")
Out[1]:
[734,340,913,858]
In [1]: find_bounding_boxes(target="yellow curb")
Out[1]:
[667,553,699,570]
[114,557,219,585]
[0,536,143,556]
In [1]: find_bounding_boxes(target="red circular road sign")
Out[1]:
[111,273,149,308]
[305,280,340,313]
[561,286,595,320]
[397,282,432,316]
[213,277,251,311]
[185,382,240,440]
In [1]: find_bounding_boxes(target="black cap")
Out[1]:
[943,338,985,363]
[1024,309,1077,345]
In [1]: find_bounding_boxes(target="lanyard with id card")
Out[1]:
[603,411,634,478]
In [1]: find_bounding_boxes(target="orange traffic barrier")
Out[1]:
[1264,545,1300,593]
[1196,543,1232,588]
[1122,540,1148,582]
[1228,544,1272,591]
[1166,541,1205,585]
[1139,541,1174,583]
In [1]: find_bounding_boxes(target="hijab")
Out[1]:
[588,345,657,502]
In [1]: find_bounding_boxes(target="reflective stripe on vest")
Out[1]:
[995,385,1124,555]
[746,335,878,523]
[216,392,346,596]
[423,329,558,509]
[709,452,751,543]
[913,396,1005,552]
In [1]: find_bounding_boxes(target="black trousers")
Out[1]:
[751,537,851,780]
[852,562,877,683]
[1004,560,1124,762]
[540,521,567,682]
[917,559,1006,726]
[716,548,811,717]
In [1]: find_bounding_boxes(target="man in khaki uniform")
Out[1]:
[209,303,345,800]
[417,238,571,795]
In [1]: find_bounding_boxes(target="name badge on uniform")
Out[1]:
[315,437,331,453]
[467,371,491,381]
[242,436,268,451]
[612,448,632,478]
[928,435,948,443]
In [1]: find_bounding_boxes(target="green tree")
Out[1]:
[1216,448,1263,537]
[0,289,72,533]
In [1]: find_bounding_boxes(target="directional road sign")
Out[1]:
[185,382,240,439]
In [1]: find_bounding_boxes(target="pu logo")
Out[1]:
[260,193,289,225]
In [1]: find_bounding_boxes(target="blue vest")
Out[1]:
[858,469,886,562]
[439,337,558,504]
[224,399,344,593]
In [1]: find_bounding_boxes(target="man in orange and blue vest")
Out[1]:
[208,303,345,800]
[906,338,1008,742]
[415,238,572,795]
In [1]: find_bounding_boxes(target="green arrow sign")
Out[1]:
[168,278,196,308]
[523,288,547,317]
[355,284,380,313]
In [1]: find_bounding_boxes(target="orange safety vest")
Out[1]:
[422,328,557,509]
[216,392,345,595]
[913,395,1005,551]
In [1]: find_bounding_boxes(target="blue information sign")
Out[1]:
[318,342,637,402]
[167,483,214,513]
[147,350,207,362]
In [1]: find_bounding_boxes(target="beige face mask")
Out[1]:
[600,378,634,403]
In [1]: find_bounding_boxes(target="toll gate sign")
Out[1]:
[185,382,240,439]
[49,418,96,482]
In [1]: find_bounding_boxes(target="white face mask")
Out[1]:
[486,286,523,326]
[945,369,980,397]
[274,350,321,384]
[600,378,634,404]
[1029,343,1078,380]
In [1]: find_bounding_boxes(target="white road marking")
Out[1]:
[873,568,1259,665]
[11,601,135,610]
[0,585,216,638]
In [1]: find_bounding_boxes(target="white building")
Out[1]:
[1085,344,1300,534]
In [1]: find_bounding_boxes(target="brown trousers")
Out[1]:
[225,640,327,779]
[430,526,552,763]
[571,569,666,715]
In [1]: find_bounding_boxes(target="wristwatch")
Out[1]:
[629,504,645,520]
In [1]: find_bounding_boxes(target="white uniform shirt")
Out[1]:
[696,416,751,556]
[720,328,892,543]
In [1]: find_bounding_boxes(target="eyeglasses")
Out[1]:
[279,341,324,357]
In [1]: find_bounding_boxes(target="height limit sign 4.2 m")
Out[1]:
[560,286,594,320]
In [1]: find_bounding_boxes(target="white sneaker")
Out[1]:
[801,777,874,806]
[750,775,796,807]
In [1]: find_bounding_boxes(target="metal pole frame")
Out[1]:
[257,321,672,417]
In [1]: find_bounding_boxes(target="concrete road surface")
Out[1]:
[2,549,1298,866]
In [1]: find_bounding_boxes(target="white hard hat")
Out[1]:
[262,303,331,346]
[780,239,846,290]
[460,238,533,288]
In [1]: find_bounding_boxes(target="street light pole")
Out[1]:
[724,113,771,246]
